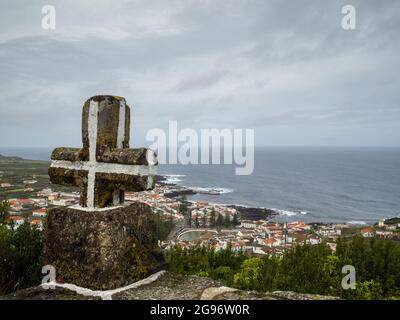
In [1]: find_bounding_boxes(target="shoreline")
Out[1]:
[156,175,384,226]
[0,153,396,227]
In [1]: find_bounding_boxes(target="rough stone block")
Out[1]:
[42,202,163,290]
[82,95,130,150]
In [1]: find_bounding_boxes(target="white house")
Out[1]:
[32,208,47,217]
[253,247,267,255]
[51,198,75,206]
[307,237,320,245]
[0,182,13,188]
[360,227,374,238]
[240,220,257,229]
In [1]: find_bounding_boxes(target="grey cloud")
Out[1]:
[0,0,399,148]
[174,72,227,92]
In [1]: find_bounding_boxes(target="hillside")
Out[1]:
[0,154,25,161]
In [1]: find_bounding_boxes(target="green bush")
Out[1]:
[165,236,400,300]
[0,201,43,295]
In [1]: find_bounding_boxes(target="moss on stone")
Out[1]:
[42,202,163,290]
[51,147,88,161]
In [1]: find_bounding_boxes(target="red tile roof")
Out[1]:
[8,216,23,221]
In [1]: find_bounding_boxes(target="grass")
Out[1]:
[2,189,25,193]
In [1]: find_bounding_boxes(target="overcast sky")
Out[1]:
[0,0,399,148]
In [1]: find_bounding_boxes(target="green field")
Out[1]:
[0,158,77,200]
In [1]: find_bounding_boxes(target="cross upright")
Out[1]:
[48,95,157,209]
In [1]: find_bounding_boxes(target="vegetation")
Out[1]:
[206,211,240,229]
[153,212,174,241]
[165,237,400,300]
[0,201,43,295]
[1,191,399,300]
[0,201,10,224]
[0,157,76,201]
[165,243,246,277]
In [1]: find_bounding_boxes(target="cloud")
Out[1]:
[0,0,399,147]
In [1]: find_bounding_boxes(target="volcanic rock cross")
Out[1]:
[49,95,157,208]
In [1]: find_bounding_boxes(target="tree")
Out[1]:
[188,208,192,227]
[232,214,239,226]
[233,258,263,290]
[0,201,9,225]
[0,222,43,294]
[211,266,233,285]
[179,201,187,215]
[194,214,200,227]
[223,215,231,228]
[216,214,223,230]
[164,236,400,300]
[202,214,207,227]
[154,212,174,241]
[258,255,281,291]
[210,208,216,227]
[352,280,384,300]
[179,196,191,228]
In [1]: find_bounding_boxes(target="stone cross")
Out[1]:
[48,95,157,208]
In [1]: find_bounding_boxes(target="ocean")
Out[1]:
[1,147,399,224]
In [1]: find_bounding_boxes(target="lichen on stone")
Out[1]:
[42,202,163,290]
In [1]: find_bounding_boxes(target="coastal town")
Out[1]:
[2,170,400,256]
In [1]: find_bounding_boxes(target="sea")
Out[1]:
[1,147,399,224]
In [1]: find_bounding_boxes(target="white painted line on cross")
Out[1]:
[117,99,126,148]
[87,100,98,208]
[50,160,157,175]
[114,99,126,205]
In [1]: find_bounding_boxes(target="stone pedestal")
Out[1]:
[42,202,163,290]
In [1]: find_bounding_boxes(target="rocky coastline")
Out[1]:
[156,175,279,220]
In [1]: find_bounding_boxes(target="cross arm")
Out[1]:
[51,147,157,165]
[49,146,158,208]
[51,147,88,161]
[48,166,87,187]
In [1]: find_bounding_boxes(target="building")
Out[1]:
[23,179,38,184]
[253,247,267,255]
[240,220,257,229]
[32,208,47,217]
[288,220,311,231]
[7,216,25,228]
[30,219,43,230]
[375,230,394,238]
[9,199,22,211]
[0,182,13,188]
[360,227,374,238]
[37,188,55,197]
[307,237,320,245]
[33,198,48,207]
[18,198,35,206]
[327,242,337,252]
[378,218,386,228]
[51,197,76,206]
